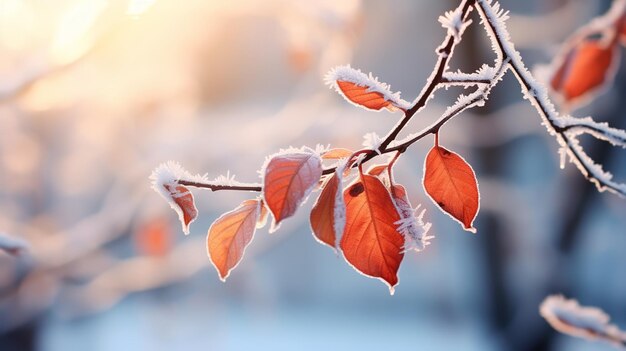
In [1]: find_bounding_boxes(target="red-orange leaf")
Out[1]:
[263,151,323,232]
[366,164,390,188]
[550,39,619,106]
[325,65,410,112]
[163,184,198,235]
[134,218,172,257]
[321,148,353,160]
[366,164,388,177]
[337,81,394,111]
[207,199,261,281]
[310,172,345,250]
[340,174,404,294]
[423,144,479,233]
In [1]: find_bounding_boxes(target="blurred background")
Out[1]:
[0,0,625,350]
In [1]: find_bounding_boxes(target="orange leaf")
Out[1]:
[321,148,353,160]
[310,172,345,250]
[391,185,411,218]
[366,164,388,177]
[340,174,404,294]
[207,199,261,281]
[550,39,619,106]
[337,81,394,111]
[134,218,172,257]
[325,65,410,112]
[163,184,198,235]
[423,144,479,233]
[366,164,390,187]
[263,151,323,232]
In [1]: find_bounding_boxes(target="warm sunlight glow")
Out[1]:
[127,0,157,17]
[51,0,108,64]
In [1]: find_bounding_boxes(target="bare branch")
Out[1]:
[388,60,509,153]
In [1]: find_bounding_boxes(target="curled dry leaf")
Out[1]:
[163,184,198,235]
[263,150,323,232]
[550,38,620,108]
[540,295,626,348]
[207,199,262,281]
[310,168,345,250]
[134,218,172,257]
[340,174,404,294]
[423,143,479,233]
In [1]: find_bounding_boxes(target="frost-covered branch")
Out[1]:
[377,0,476,152]
[142,0,626,297]
[388,60,508,152]
[440,76,491,86]
[475,0,626,197]
[178,0,479,185]
[557,116,626,148]
[540,295,626,348]
[151,161,262,193]
[178,180,263,192]
[160,0,626,200]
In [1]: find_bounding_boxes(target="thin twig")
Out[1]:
[178,180,262,192]
[386,60,508,153]
[379,0,476,151]
[440,77,491,85]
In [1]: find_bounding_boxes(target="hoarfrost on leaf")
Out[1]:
[261,146,323,232]
[150,161,206,195]
[149,161,202,234]
[391,189,433,253]
[332,160,347,246]
[325,64,411,111]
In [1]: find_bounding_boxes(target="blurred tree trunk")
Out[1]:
[0,323,37,351]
